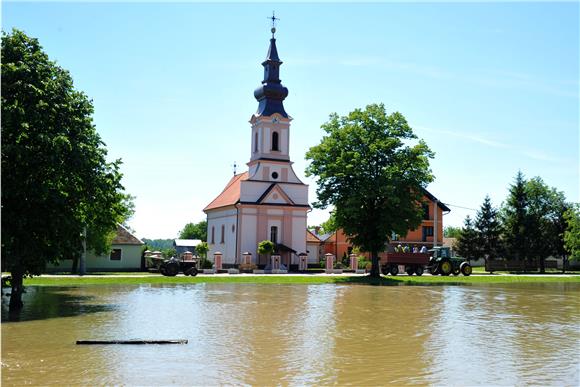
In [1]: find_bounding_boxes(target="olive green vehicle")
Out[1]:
[427,246,472,276]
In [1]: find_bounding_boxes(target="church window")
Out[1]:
[272,131,279,151]
[271,172,278,179]
[254,132,258,153]
[221,225,225,244]
[211,226,215,244]
[270,226,278,244]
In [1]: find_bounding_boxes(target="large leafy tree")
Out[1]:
[456,216,478,262]
[306,103,434,277]
[501,171,530,262]
[525,177,567,273]
[474,196,502,262]
[563,204,580,263]
[1,30,133,310]
[178,220,207,241]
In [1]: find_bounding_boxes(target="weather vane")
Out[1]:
[268,11,279,37]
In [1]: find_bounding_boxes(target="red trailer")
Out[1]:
[380,252,430,276]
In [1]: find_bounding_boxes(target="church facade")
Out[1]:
[203,30,309,268]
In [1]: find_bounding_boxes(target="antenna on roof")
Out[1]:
[232,161,238,175]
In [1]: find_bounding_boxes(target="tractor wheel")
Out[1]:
[415,266,424,276]
[460,262,472,276]
[440,260,452,276]
[163,263,179,277]
[190,267,198,277]
[452,268,460,276]
[429,265,439,275]
[406,267,414,276]
[389,265,399,276]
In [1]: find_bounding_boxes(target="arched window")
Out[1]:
[271,131,279,151]
[254,132,258,153]
[270,226,278,243]
[220,225,225,244]
[211,226,215,244]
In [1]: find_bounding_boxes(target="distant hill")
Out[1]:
[142,238,173,251]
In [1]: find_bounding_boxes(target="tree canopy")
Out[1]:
[474,195,502,261]
[305,103,434,277]
[1,29,133,309]
[563,204,580,262]
[178,220,207,241]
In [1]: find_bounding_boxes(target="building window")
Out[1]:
[423,204,430,220]
[110,249,122,261]
[270,226,278,244]
[221,225,225,244]
[422,226,434,241]
[254,132,258,153]
[272,131,279,151]
[211,226,215,244]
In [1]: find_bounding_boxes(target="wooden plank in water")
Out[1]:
[76,339,188,345]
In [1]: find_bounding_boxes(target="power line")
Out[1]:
[443,203,477,211]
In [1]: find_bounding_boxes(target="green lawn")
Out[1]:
[20,273,580,287]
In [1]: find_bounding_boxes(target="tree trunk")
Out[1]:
[370,250,381,278]
[9,269,24,311]
[562,255,567,274]
[539,257,545,274]
[71,256,78,274]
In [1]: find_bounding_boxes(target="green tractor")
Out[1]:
[427,246,472,276]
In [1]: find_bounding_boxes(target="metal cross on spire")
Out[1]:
[268,11,279,37]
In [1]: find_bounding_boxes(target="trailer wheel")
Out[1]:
[381,265,389,275]
[406,267,414,276]
[440,260,452,276]
[415,266,424,276]
[460,262,472,276]
[389,265,398,276]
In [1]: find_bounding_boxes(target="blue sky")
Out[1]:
[3,1,579,238]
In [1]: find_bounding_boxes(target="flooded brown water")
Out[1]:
[2,283,579,386]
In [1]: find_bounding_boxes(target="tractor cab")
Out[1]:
[429,246,452,259]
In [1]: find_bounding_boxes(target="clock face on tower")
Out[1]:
[272,117,279,123]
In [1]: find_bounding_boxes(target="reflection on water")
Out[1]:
[2,283,579,386]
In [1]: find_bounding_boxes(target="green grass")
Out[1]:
[21,273,580,287]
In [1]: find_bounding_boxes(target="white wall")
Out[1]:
[207,207,238,264]
[46,244,142,271]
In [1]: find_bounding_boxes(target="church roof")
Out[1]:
[203,172,249,212]
[253,36,289,118]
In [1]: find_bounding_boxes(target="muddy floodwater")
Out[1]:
[2,283,579,386]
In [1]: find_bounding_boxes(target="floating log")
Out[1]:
[76,339,187,345]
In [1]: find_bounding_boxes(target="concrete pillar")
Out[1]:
[349,253,358,271]
[298,253,308,271]
[214,252,223,270]
[325,253,335,272]
[271,254,281,271]
[242,252,252,265]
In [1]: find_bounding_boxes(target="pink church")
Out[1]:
[204,28,309,269]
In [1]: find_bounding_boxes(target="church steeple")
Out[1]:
[253,19,289,118]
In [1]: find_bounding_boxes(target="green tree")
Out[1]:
[1,30,133,310]
[444,226,462,239]
[525,177,567,273]
[320,212,338,234]
[257,240,275,265]
[305,104,434,277]
[501,171,530,262]
[474,196,502,263]
[195,241,209,258]
[178,220,207,241]
[456,216,478,262]
[563,204,580,262]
